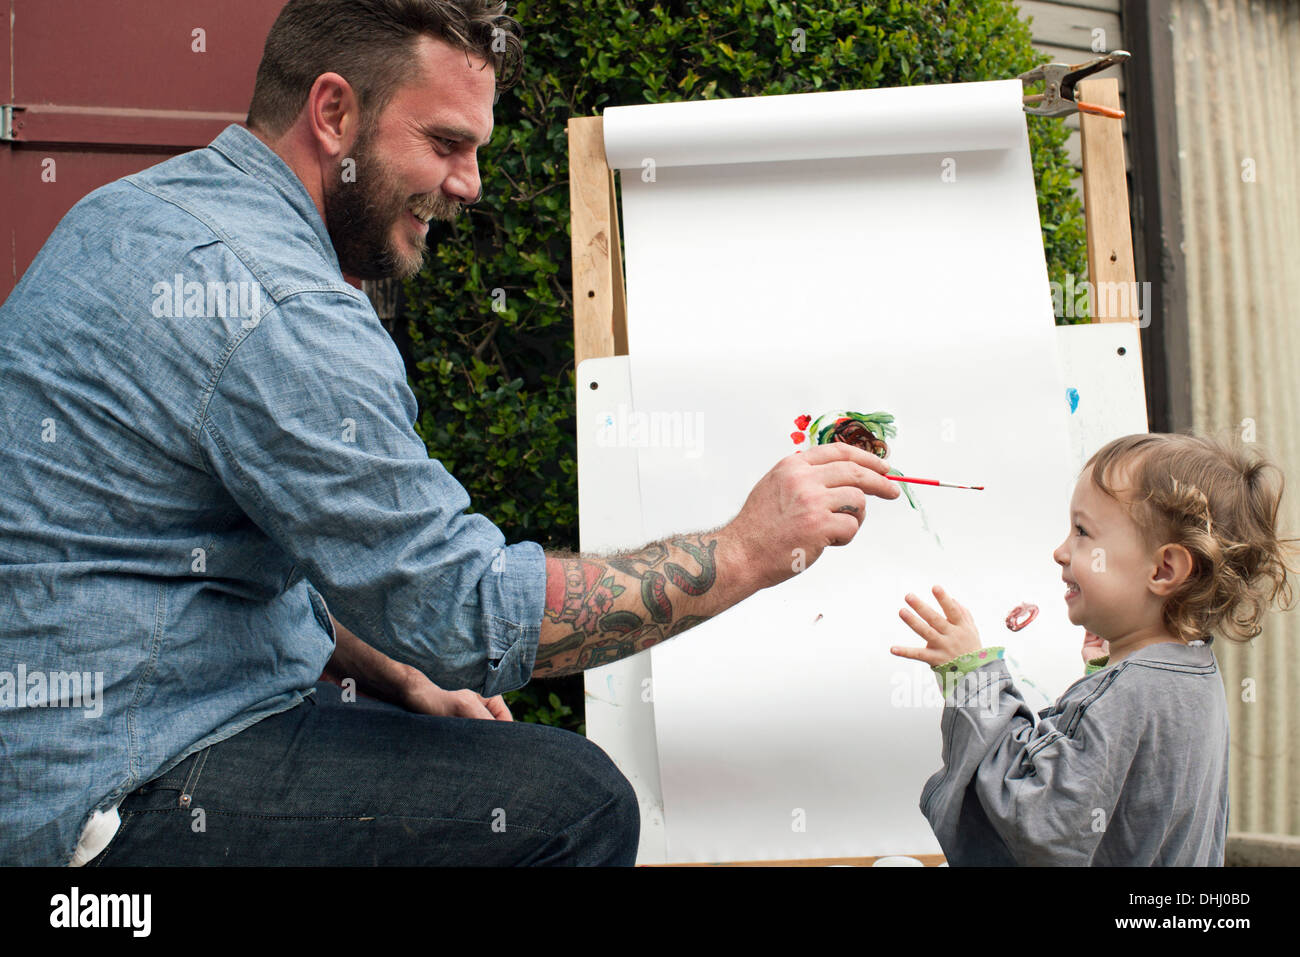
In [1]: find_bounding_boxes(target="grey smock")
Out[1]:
[921,639,1229,865]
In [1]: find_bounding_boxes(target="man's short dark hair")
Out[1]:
[247,0,523,137]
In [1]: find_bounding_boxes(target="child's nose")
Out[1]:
[1052,540,1069,565]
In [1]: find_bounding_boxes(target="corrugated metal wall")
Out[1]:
[1172,0,1300,837]
[1020,0,1300,839]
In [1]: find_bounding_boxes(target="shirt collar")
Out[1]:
[1125,637,1216,666]
[207,124,342,276]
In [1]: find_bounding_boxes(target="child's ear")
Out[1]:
[1149,543,1195,596]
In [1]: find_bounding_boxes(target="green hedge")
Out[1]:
[401,0,1090,730]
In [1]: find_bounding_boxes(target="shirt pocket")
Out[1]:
[304,583,336,641]
[123,745,212,813]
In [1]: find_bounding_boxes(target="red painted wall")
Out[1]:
[2,0,288,301]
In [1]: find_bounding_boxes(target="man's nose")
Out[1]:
[445,154,482,206]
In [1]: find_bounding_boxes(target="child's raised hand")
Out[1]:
[892,585,983,667]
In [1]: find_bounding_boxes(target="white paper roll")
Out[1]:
[596,77,1075,864]
[603,79,1025,170]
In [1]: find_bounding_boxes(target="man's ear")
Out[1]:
[304,71,362,160]
[1149,543,1195,597]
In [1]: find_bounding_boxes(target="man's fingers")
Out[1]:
[460,700,493,719]
[482,694,513,721]
[824,513,863,547]
[446,689,489,719]
[801,442,889,470]
[828,488,868,525]
[811,460,901,501]
[801,442,896,478]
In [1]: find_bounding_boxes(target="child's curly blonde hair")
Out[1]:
[1085,432,1297,644]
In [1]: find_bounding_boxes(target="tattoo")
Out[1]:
[664,539,717,595]
[669,614,710,637]
[535,535,720,676]
[642,571,672,623]
[607,542,667,578]
[544,560,625,634]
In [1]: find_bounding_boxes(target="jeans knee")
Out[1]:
[535,729,640,865]
[595,751,641,858]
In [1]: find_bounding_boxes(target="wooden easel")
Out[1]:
[565,78,1135,866]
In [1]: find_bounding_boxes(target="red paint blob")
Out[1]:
[1005,603,1039,632]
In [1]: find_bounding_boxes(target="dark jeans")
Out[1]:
[88,681,640,865]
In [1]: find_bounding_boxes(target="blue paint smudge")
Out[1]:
[1066,387,1080,414]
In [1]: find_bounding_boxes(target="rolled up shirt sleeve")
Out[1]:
[197,289,545,697]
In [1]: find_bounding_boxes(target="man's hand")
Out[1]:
[723,442,901,591]
[325,613,510,720]
[534,443,903,678]
[891,585,983,666]
[400,671,513,721]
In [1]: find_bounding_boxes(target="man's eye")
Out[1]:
[430,136,456,150]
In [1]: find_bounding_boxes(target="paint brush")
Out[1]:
[887,474,984,491]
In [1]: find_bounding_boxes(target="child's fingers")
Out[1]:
[890,642,941,666]
[930,584,966,624]
[904,592,948,633]
[899,606,942,645]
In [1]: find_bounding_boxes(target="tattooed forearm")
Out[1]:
[535,533,724,677]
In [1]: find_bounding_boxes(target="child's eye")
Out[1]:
[1075,524,1087,537]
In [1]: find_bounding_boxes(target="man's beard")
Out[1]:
[323,127,461,281]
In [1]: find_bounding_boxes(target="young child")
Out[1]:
[891,432,1295,865]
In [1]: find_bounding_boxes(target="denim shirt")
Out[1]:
[920,639,1229,865]
[0,124,546,866]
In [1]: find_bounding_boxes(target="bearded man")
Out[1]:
[0,0,897,867]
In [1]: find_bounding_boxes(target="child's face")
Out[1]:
[1052,465,1164,640]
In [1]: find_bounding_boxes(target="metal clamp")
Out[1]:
[1020,50,1131,118]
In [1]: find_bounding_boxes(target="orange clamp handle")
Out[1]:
[1075,100,1125,119]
